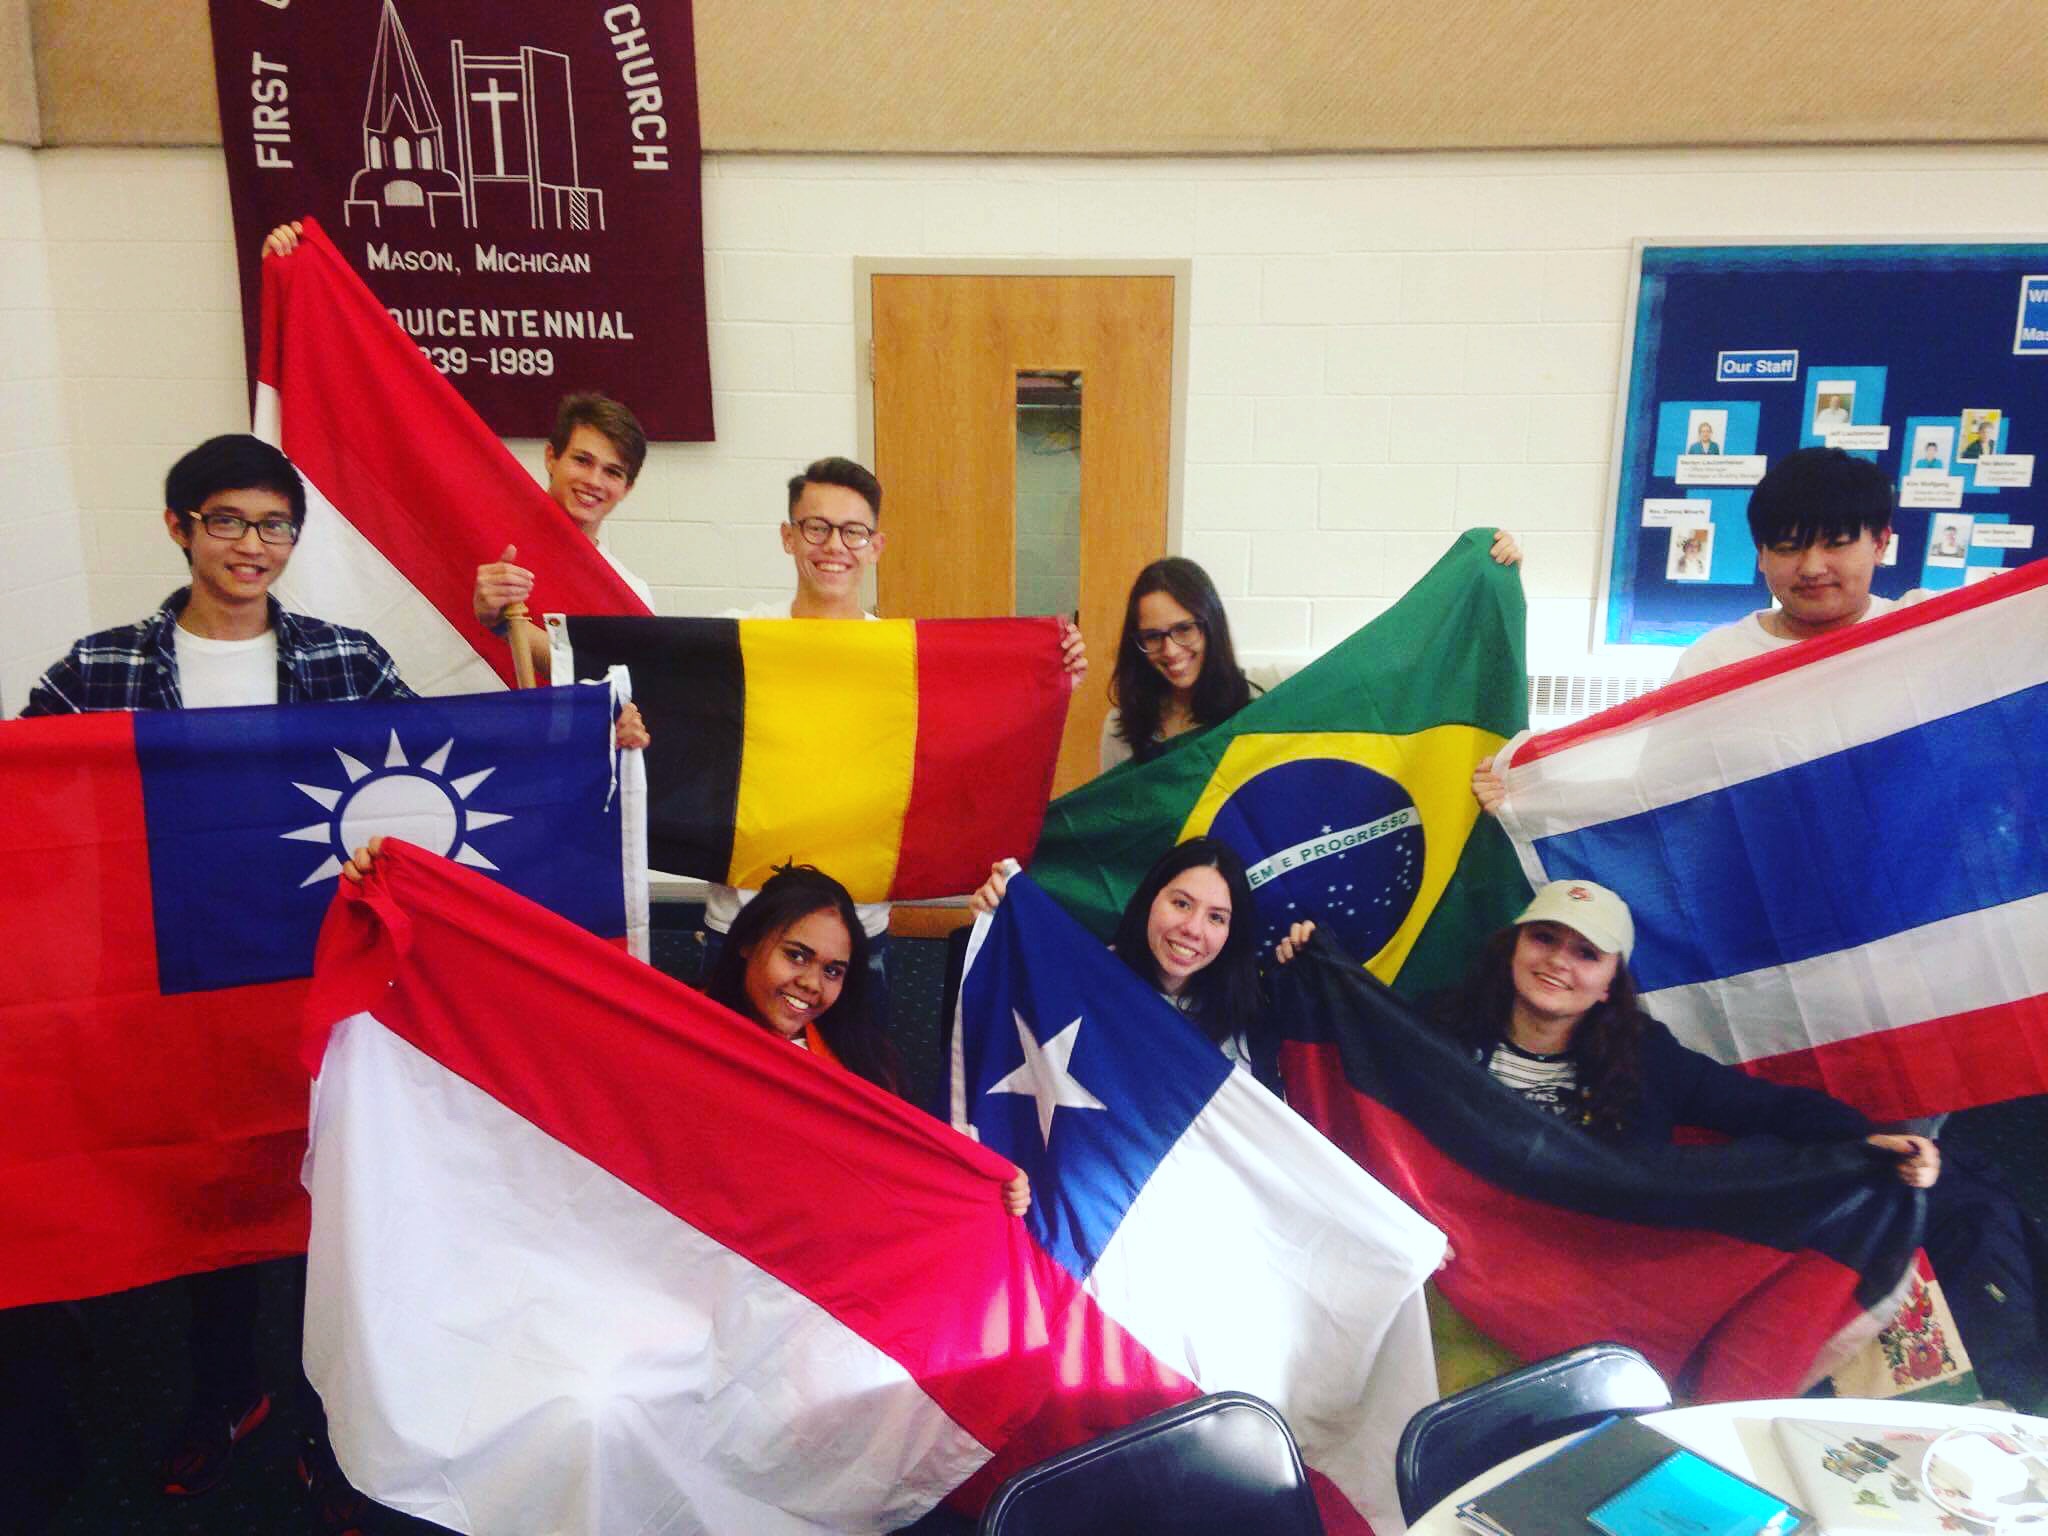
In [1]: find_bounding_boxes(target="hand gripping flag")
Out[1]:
[1271,940,1927,1402]
[552,614,1072,900]
[1029,527,1530,999]
[257,217,650,695]
[1491,560,2048,1122]
[950,874,1446,1533]
[302,843,1070,1536]
[0,684,643,1308]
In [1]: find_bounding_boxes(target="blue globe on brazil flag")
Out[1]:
[1205,757,1424,961]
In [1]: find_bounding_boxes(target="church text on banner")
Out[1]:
[207,0,711,439]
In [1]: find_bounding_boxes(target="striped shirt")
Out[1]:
[21,588,412,717]
[1486,1039,1580,1120]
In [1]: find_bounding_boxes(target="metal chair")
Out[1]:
[978,1390,1325,1536]
[1394,1341,1671,1523]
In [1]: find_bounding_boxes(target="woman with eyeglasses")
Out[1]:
[1102,559,1252,771]
[1103,534,1521,772]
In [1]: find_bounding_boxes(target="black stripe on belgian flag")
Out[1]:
[565,616,743,881]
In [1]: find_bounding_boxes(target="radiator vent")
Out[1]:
[1525,673,1666,728]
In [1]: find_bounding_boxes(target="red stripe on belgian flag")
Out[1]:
[892,618,1071,900]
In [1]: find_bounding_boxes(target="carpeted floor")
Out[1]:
[30,907,2048,1534]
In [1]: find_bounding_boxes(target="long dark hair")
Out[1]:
[703,865,903,1095]
[1438,924,1647,1135]
[1109,559,1253,763]
[1108,837,1264,1047]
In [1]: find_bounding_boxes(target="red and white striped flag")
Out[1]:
[304,843,1072,1534]
[256,217,649,696]
[1493,560,2048,1121]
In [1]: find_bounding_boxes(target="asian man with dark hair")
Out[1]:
[1666,447,1932,682]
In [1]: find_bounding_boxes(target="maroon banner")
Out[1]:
[208,0,712,440]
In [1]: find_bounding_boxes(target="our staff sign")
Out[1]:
[209,0,712,440]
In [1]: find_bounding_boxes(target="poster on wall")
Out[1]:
[208,0,713,441]
[1600,243,2048,650]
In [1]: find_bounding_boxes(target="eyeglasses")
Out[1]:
[1132,619,1204,656]
[789,516,875,551]
[195,511,299,546]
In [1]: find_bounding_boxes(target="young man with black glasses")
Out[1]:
[19,433,409,1530]
[696,456,1087,1013]
[25,433,411,716]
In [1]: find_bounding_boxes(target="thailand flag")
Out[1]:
[1494,560,2048,1122]
[303,844,1066,1536]
[0,684,642,1308]
[255,217,649,696]
[950,874,1446,1533]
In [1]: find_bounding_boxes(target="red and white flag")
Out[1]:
[303,843,1070,1534]
[256,217,649,696]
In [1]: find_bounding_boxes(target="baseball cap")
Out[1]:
[1514,880,1635,960]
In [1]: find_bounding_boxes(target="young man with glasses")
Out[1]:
[698,456,1087,1016]
[25,433,411,715]
[19,433,409,1529]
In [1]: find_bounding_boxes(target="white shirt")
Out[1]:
[1666,591,1933,684]
[1100,710,1138,772]
[174,626,279,708]
[702,599,891,938]
[598,540,654,608]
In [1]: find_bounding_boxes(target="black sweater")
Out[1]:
[1487,1018,1875,1147]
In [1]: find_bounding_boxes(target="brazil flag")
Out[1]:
[1029,528,1530,998]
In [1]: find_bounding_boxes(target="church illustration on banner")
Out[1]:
[344,0,606,234]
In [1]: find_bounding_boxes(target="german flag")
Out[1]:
[1028,529,1530,999]
[550,616,1070,901]
[1273,940,1927,1401]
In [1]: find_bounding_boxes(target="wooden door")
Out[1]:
[871,273,1175,796]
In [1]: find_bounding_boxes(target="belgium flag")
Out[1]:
[1030,530,1529,997]
[552,615,1070,901]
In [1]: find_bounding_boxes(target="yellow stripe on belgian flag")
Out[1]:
[1176,725,1503,983]
[730,619,920,899]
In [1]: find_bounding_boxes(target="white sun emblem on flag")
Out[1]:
[282,730,512,887]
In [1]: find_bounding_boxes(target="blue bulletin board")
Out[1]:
[1601,242,2048,649]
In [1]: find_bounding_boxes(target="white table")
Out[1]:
[1412,1398,2048,1535]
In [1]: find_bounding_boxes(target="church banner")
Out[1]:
[209,0,712,440]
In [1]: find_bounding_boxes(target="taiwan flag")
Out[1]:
[0,683,643,1308]
[1027,528,1530,1000]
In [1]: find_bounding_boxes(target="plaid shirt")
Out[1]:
[22,589,414,716]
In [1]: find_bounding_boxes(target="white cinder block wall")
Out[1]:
[16,143,2048,711]
[0,144,91,715]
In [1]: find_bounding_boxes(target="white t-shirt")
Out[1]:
[598,539,654,608]
[702,598,891,939]
[1667,591,1932,684]
[1162,986,1248,1070]
[1100,709,1143,772]
[174,626,279,708]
